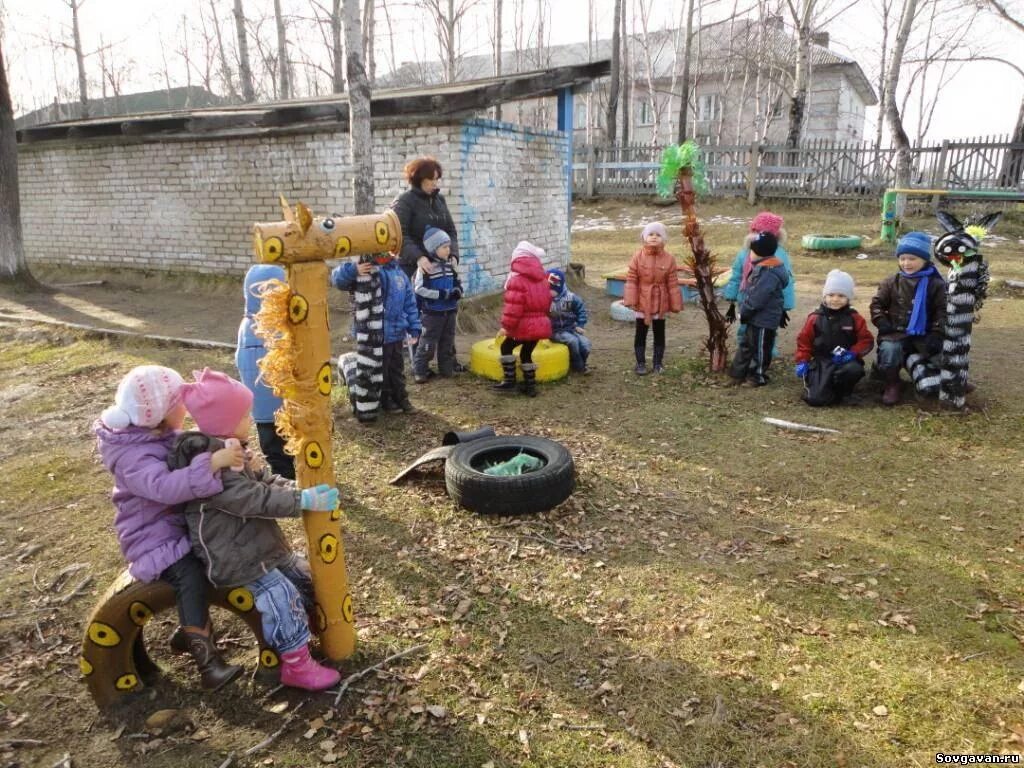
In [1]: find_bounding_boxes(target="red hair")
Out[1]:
[404,156,443,188]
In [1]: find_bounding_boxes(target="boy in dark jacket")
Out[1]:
[413,226,462,383]
[728,231,790,386]
[869,231,947,406]
[173,368,342,692]
[794,270,875,406]
[547,268,592,374]
[332,253,421,413]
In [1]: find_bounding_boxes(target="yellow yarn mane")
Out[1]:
[252,278,306,456]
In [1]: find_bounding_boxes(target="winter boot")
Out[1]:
[180,625,243,690]
[652,346,665,374]
[634,347,648,376]
[882,369,902,407]
[493,355,518,391]
[280,645,341,691]
[520,363,538,397]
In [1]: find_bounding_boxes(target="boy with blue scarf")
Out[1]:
[869,232,947,406]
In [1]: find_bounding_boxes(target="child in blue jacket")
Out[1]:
[331,254,421,413]
[236,264,293,478]
[547,268,592,374]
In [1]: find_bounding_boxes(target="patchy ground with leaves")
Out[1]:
[1,198,1024,768]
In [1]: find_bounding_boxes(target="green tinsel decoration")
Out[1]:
[656,141,708,198]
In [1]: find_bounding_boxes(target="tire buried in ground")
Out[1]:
[445,436,575,515]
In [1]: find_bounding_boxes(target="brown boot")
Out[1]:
[882,369,902,407]
[181,624,244,690]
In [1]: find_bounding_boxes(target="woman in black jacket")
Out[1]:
[391,156,460,279]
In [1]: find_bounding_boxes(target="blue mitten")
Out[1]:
[300,484,340,511]
[834,350,857,365]
[795,362,809,378]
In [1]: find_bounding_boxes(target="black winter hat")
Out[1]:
[749,231,779,258]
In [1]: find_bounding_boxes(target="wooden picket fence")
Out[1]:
[572,135,1024,201]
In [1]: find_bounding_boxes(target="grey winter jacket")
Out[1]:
[168,432,301,588]
[739,256,790,330]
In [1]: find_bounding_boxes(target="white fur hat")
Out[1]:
[641,222,668,242]
[101,365,185,429]
[823,269,855,299]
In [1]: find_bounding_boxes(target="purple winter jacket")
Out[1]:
[93,420,224,583]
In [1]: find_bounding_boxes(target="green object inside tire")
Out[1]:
[802,234,863,251]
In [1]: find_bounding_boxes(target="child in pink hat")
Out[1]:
[721,211,796,360]
[94,365,245,691]
[176,368,342,691]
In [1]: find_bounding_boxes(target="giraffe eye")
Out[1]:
[320,218,336,232]
[943,245,953,253]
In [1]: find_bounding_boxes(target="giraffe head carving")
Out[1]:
[252,196,402,265]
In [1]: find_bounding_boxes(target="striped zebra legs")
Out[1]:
[939,261,980,410]
[350,269,385,422]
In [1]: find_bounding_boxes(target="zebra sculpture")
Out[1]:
[933,210,1001,410]
[346,254,387,423]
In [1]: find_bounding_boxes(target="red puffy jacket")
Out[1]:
[500,254,552,341]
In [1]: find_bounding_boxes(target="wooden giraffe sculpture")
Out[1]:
[933,210,1000,410]
[252,198,401,658]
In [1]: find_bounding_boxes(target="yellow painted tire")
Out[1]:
[469,338,569,382]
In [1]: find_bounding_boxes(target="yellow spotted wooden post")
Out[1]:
[251,198,401,660]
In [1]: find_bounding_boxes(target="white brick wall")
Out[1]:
[16,118,570,295]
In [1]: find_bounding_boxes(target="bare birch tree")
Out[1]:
[885,0,921,195]
[343,0,374,213]
[606,0,622,144]
[491,0,503,121]
[676,0,694,142]
[234,0,257,101]
[63,0,90,118]
[274,0,292,98]
[414,0,480,84]
[620,0,631,145]
[0,43,38,289]
[209,0,240,100]
[362,0,375,83]
[783,0,814,148]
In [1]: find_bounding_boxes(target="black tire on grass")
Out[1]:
[444,435,575,515]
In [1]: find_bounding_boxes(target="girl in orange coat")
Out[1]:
[623,222,683,374]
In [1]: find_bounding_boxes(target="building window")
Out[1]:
[696,93,722,123]
[638,100,654,126]
[574,100,587,130]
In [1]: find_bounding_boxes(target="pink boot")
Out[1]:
[279,645,341,691]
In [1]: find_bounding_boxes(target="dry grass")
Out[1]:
[1,198,1023,768]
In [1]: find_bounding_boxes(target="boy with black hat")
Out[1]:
[869,231,947,406]
[728,230,790,386]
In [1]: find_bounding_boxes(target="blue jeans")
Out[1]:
[248,554,315,655]
[551,330,592,371]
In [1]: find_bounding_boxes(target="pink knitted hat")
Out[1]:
[180,368,254,437]
[750,211,784,235]
[101,365,185,429]
[512,241,545,260]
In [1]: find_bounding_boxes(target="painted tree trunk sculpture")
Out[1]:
[657,142,729,371]
[252,198,402,659]
[933,211,1000,410]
